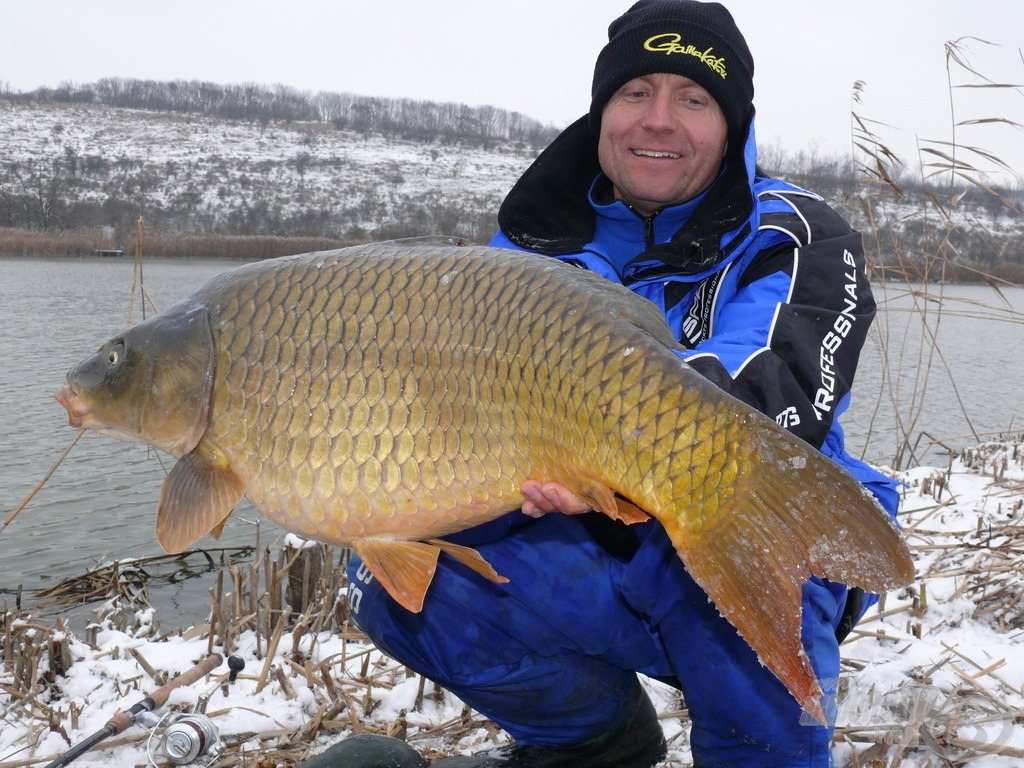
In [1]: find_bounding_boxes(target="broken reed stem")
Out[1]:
[256,608,291,695]
[0,430,84,536]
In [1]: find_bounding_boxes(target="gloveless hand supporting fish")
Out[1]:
[56,243,915,724]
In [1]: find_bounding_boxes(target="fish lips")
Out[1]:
[55,378,132,444]
[55,379,142,445]
[55,383,93,429]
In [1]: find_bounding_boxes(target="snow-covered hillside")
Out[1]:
[0,101,543,241]
[3,97,1022,278]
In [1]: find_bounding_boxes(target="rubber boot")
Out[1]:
[431,689,667,768]
[298,733,428,768]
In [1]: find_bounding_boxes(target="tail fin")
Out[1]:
[666,427,915,724]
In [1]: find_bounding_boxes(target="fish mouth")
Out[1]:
[55,384,94,429]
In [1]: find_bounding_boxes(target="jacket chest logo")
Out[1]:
[679,272,723,347]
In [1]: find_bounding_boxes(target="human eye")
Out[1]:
[619,80,651,102]
[678,90,711,109]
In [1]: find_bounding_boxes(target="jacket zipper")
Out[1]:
[640,209,660,248]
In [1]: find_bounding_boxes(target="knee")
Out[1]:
[345,553,402,659]
[345,554,377,625]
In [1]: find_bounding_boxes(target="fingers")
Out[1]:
[521,480,556,517]
[521,480,592,517]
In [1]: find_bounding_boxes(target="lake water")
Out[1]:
[1,256,1022,625]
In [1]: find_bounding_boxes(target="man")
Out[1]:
[317,2,898,766]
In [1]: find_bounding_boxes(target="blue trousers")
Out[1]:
[348,479,897,767]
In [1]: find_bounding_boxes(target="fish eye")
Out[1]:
[107,342,125,366]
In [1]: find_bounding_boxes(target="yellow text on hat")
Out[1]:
[643,34,728,79]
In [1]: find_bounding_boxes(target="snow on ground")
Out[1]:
[4,441,1024,767]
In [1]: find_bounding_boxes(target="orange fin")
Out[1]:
[676,510,828,724]
[426,538,509,584]
[662,430,915,725]
[353,538,441,613]
[209,514,232,540]
[610,496,649,525]
[156,447,246,554]
[575,479,650,525]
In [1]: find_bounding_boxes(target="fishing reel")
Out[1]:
[140,654,244,765]
[138,711,223,766]
[44,653,243,768]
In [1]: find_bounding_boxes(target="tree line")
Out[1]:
[0,78,560,147]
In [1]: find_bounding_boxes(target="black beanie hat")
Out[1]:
[590,0,754,137]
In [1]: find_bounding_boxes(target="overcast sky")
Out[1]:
[3,1,1022,183]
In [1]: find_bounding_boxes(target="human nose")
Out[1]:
[638,91,676,131]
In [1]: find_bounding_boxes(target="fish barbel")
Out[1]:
[55,243,914,722]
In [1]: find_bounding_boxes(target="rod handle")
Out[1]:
[107,653,223,734]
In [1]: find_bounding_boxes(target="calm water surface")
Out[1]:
[1,256,1022,624]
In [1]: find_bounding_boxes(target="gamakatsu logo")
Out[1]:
[643,34,728,79]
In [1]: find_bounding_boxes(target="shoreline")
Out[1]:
[4,438,1024,766]
[0,228,360,262]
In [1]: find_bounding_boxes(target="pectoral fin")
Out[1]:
[209,514,232,540]
[156,447,246,554]
[353,538,441,613]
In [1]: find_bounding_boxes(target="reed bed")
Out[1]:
[831,437,1024,767]
[0,533,515,767]
[0,227,356,261]
[3,438,1024,766]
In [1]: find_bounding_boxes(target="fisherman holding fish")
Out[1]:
[337,1,901,766]
[54,0,910,765]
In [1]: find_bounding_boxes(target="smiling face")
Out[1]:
[597,72,729,217]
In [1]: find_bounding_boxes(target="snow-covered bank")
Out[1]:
[4,440,1024,767]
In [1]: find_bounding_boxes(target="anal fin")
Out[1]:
[426,538,509,584]
[575,478,651,525]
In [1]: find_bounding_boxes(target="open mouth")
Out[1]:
[55,384,94,429]
[632,149,681,159]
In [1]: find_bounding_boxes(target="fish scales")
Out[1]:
[56,242,915,723]
[211,249,645,540]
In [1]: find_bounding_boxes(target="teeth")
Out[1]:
[633,149,680,159]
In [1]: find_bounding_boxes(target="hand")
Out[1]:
[521,480,593,518]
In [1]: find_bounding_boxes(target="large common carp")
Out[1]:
[56,243,914,722]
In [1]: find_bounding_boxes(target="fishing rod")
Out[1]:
[44,653,226,768]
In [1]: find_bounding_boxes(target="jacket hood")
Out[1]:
[497,112,760,278]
